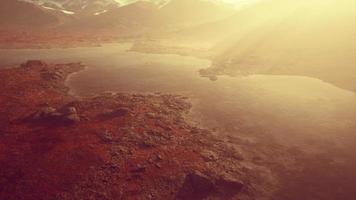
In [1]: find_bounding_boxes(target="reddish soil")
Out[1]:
[0,61,260,200]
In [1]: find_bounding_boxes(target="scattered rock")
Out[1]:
[98,129,114,143]
[200,150,219,162]
[30,106,59,121]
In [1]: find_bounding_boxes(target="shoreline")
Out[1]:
[0,60,271,199]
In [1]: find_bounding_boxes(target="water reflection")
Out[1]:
[1,43,356,199]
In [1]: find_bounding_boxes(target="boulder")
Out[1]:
[61,106,80,123]
[177,171,244,200]
[177,171,215,200]
[215,175,244,198]
[29,105,81,124]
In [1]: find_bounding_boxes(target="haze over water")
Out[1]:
[1,42,356,199]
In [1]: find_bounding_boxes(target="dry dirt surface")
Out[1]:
[0,61,273,200]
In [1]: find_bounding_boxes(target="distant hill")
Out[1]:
[61,1,160,36]
[63,0,235,34]
[0,0,68,29]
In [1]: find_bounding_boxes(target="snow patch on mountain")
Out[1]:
[23,0,120,15]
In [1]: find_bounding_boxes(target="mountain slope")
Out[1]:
[0,0,61,29]
[63,0,235,34]
[62,1,160,36]
[25,0,120,16]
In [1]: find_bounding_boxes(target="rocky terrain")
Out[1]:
[0,61,275,200]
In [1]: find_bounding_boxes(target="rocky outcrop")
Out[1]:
[29,105,80,123]
[177,171,244,200]
[21,60,47,68]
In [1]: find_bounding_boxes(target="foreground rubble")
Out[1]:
[0,61,273,200]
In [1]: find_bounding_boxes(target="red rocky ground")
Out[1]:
[0,61,270,200]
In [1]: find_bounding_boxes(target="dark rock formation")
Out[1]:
[29,105,80,123]
[21,60,47,69]
[177,171,244,200]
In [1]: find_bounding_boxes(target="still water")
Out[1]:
[1,43,356,199]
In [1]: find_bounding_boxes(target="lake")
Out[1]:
[1,43,356,199]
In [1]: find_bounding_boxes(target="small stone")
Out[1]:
[200,150,219,162]
[65,107,77,115]
[131,164,146,173]
[146,112,156,119]
[65,113,80,123]
[156,154,163,161]
[99,129,114,143]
